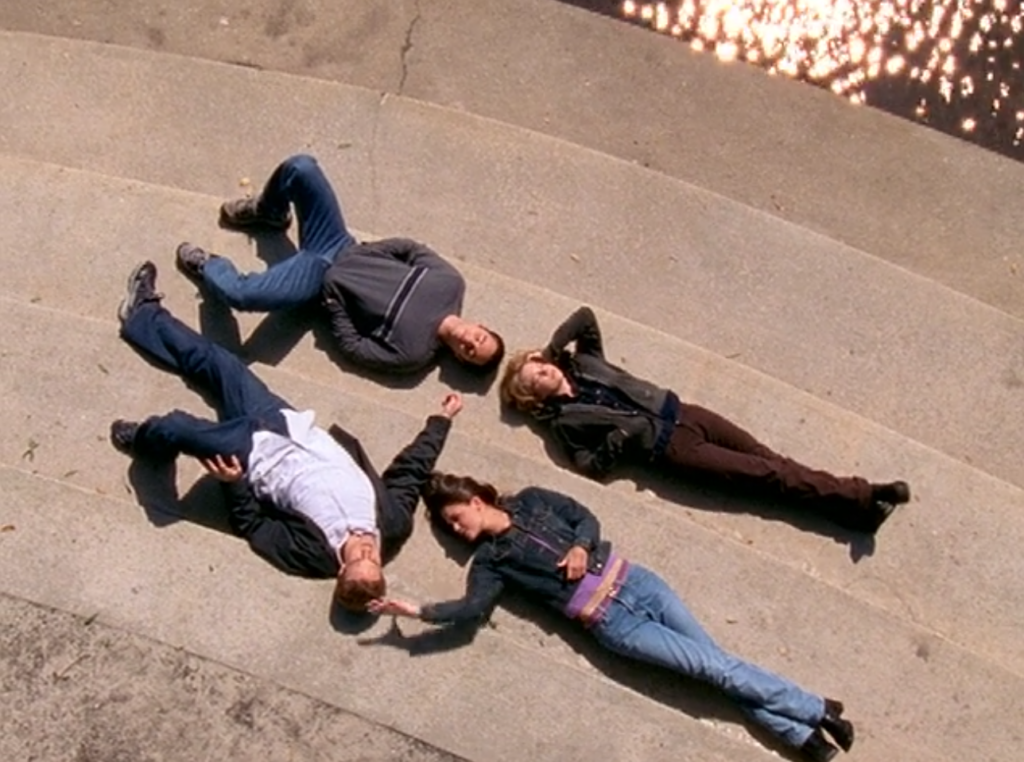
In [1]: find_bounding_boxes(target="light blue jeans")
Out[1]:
[590,564,824,748]
[203,154,356,312]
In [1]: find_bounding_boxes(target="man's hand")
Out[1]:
[557,546,589,581]
[440,392,463,419]
[200,454,244,483]
[368,598,421,619]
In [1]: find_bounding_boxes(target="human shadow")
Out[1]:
[189,234,318,368]
[498,406,875,562]
[126,458,232,534]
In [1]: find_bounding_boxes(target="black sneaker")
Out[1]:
[117,261,162,324]
[219,196,291,231]
[800,729,839,762]
[175,242,210,281]
[110,420,140,455]
[871,480,911,505]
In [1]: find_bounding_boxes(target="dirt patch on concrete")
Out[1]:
[0,594,462,762]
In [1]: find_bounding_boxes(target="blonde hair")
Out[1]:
[500,349,550,413]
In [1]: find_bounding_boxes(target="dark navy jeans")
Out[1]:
[591,564,824,748]
[203,154,357,312]
[122,302,290,466]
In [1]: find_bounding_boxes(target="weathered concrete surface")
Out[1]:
[2,158,1024,683]
[1,159,1023,762]
[0,316,1017,762]
[0,594,463,762]
[2,34,1023,502]
[0,12,1022,762]
[2,0,1023,322]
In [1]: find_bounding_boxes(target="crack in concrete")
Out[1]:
[368,92,387,223]
[397,0,422,95]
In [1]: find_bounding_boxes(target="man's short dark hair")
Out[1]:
[474,328,505,375]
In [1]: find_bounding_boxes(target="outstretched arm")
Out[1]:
[369,550,505,625]
[379,393,462,521]
[544,306,604,360]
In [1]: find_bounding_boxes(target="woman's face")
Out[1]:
[518,357,564,400]
[442,497,487,542]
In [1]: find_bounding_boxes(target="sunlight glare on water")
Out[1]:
[618,0,1024,157]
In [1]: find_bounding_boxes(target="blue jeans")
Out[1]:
[121,302,290,466]
[591,565,824,748]
[203,154,357,312]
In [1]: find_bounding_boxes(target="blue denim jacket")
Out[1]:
[420,486,613,624]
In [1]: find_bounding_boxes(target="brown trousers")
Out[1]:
[660,404,872,519]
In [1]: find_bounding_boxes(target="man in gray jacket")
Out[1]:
[176,154,504,375]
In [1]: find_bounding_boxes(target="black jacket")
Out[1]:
[537,307,679,478]
[223,415,452,577]
[419,486,612,624]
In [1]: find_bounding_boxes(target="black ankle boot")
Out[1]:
[820,698,854,752]
[800,728,839,762]
[871,480,911,505]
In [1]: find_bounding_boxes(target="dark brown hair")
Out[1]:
[422,472,502,535]
[334,575,386,612]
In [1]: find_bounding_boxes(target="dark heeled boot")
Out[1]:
[800,728,839,762]
[820,698,855,752]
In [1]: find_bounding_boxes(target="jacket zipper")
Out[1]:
[514,522,562,556]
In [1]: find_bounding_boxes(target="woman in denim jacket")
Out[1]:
[369,472,854,762]
[500,306,910,534]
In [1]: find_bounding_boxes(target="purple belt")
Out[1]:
[564,554,630,627]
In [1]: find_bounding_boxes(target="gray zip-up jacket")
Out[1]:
[321,238,465,373]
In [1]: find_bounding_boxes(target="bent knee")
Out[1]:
[283,153,318,172]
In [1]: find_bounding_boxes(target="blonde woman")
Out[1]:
[501,307,909,534]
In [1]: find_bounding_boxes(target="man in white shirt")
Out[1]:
[110,261,462,610]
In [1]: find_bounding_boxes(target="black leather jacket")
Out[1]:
[536,307,679,478]
[419,486,613,624]
[223,415,452,578]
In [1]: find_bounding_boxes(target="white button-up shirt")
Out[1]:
[247,409,376,552]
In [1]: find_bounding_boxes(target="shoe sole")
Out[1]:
[117,261,157,324]
[174,243,208,281]
[219,207,292,231]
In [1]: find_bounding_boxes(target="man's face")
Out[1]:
[448,323,499,366]
[340,534,382,582]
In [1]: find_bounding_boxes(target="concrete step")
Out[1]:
[3,1,1023,322]
[2,31,1024,501]
[0,593,463,762]
[0,287,1020,762]
[2,154,1023,685]
[0,470,776,762]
